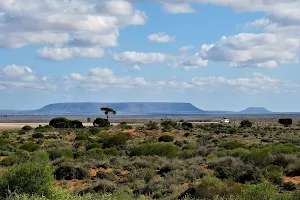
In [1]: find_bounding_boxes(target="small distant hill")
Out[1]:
[239,107,272,114]
[2,102,204,115]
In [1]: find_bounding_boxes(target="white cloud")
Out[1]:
[0,65,56,90]
[67,32,119,47]
[163,3,195,14]
[148,33,175,43]
[66,67,161,91]
[124,65,141,72]
[200,33,299,68]
[112,51,167,64]
[0,0,147,58]
[169,50,208,71]
[37,47,104,61]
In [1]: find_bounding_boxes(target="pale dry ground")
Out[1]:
[0,123,94,130]
[0,122,219,130]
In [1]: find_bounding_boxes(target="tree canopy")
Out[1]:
[100,107,116,119]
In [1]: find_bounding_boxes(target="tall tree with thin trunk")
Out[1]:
[100,107,116,120]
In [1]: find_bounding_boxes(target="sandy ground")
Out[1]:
[0,123,96,130]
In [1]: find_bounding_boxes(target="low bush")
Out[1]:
[19,142,40,152]
[240,120,253,128]
[184,177,243,199]
[158,135,174,142]
[96,171,115,181]
[22,125,33,131]
[118,122,133,130]
[1,161,54,197]
[75,134,89,141]
[93,118,110,128]
[48,149,73,160]
[145,121,159,130]
[54,165,90,180]
[182,122,193,130]
[49,117,83,129]
[101,132,127,149]
[130,142,178,158]
[86,143,102,151]
[103,148,119,156]
[32,132,45,139]
[208,157,263,184]
[219,141,245,150]
[265,165,283,185]
[89,127,101,135]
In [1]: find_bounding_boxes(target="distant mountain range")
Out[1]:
[0,103,293,116]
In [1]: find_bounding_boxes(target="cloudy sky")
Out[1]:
[0,0,300,111]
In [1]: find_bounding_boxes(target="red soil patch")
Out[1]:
[284,176,300,184]
[0,156,6,161]
[65,134,74,141]
[56,179,89,191]
[89,168,113,177]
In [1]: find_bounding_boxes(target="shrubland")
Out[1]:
[1,118,300,199]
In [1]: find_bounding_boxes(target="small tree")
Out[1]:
[278,118,293,127]
[100,107,116,120]
[240,120,253,128]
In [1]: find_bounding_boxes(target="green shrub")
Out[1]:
[0,138,16,152]
[89,127,101,135]
[182,122,193,130]
[103,148,119,156]
[241,183,277,200]
[22,125,33,131]
[101,132,127,149]
[266,165,283,185]
[219,141,245,150]
[49,117,70,128]
[278,118,293,127]
[118,122,133,130]
[54,165,90,180]
[86,143,102,151]
[32,132,44,139]
[130,142,178,158]
[75,134,89,141]
[19,142,40,152]
[185,177,243,199]
[96,171,115,181]
[240,120,253,128]
[71,120,84,128]
[1,151,31,166]
[47,149,73,160]
[145,121,159,130]
[158,135,174,142]
[1,161,54,197]
[87,148,104,158]
[208,157,263,184]
[93,118,110,128]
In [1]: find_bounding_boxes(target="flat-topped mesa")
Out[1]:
[239,107,272,114]
[33,102,204,115]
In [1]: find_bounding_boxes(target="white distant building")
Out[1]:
[220,118,230,123]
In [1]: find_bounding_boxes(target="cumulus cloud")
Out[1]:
[124,65,141,72]
[200,33,299,68]
[0,65,56,90]
[148,33,175,43]
[66,67,161,91]
[37,47,104,61]
[112,51,167,64]
[0,0,147,59]
[163,3,195,14]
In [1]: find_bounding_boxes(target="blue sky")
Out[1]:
[0,0,300,111]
